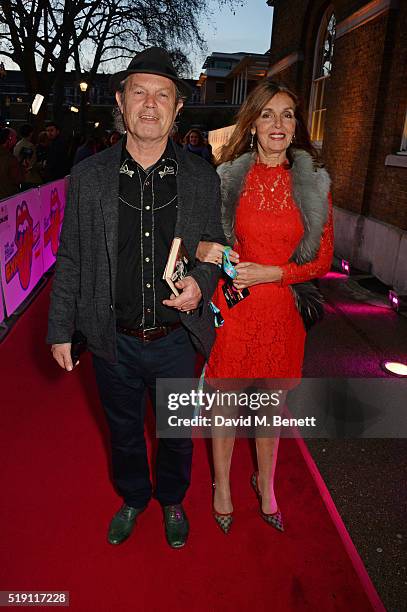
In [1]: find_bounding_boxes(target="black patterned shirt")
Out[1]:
[115,138,180,328]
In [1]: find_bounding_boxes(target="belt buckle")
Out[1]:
[141,326,160,343]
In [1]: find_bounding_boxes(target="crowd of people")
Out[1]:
[0,122,124,200]
[0,120,213,202]
[0,122,69,199]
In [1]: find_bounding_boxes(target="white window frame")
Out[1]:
[385,108,407,167]
[399,108,407,154]
[309,6,335,148]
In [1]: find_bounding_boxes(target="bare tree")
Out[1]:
[0,0,244,123]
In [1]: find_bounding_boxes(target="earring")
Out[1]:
[250,130,256,150]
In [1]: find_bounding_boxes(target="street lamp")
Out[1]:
[31,94,44,116]
[79,80,89,137]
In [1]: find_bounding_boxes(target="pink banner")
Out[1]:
[40,178,67,273]
[0,203,5,323]
[0,191,43,316]
[0,275,4,325]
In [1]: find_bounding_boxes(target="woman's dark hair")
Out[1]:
[20,124,34,138]
[184,128,205,148]
[46,121,60,131]
[0,128,10,145]
[217,79,319,166]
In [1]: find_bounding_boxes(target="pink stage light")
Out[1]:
[341,259,350,275]
[389,290,399,311]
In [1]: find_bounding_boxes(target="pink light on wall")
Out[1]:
[338,303,393,316]
[323,271,348,280]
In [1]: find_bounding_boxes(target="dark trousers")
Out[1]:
[93,327,196,508]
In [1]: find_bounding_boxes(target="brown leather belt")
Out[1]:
[116,322,182,342]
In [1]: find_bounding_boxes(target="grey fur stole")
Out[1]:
[217,148,331,266]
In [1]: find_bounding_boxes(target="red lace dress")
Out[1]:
[205,161,334,383]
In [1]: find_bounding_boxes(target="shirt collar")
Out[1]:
[121,136,175,170]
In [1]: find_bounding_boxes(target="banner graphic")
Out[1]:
[41,179,67,272]
[0,191,43,316]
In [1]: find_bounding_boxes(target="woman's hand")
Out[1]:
[233,262,282,289]
[196,241,239,265]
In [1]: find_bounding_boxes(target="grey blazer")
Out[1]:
[47,140,226,362]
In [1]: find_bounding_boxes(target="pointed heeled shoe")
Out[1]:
[251,472,284,532]
[212,483,233,535]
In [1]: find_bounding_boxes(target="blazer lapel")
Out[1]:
[97,142,121,299]
[173,145,196,242]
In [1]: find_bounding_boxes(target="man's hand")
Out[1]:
[162,276,202,311]
[51,343,75,371]
[196,241,239,265]
[233,262,282,290]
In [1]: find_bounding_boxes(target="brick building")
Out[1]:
[268,0,407,290]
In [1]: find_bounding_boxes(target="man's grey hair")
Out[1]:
[113,75,184,134]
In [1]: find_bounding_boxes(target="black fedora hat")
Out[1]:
[109,47,192,98]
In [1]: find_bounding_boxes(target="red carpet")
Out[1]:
[0,282,380,611]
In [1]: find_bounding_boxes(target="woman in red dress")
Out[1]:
[196,80,334,534]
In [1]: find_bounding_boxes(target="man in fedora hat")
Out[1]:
[48,47,225,548]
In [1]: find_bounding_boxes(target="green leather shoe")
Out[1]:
[163,504,189,548]
[107,504,146,545]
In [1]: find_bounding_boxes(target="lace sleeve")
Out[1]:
[279,194,334,286]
